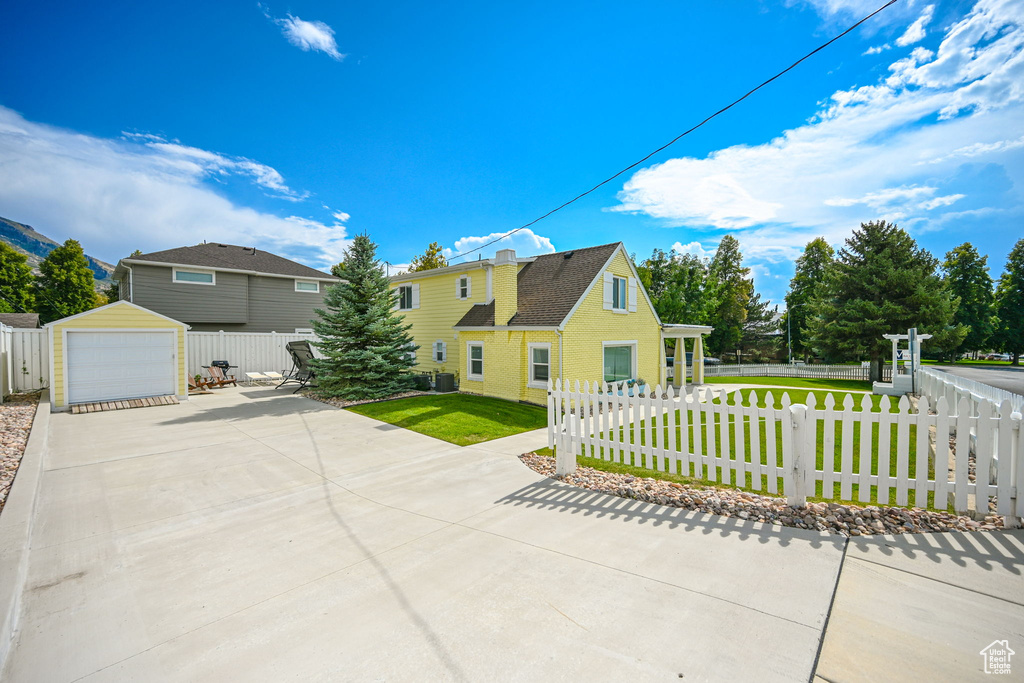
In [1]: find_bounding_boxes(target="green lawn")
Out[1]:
[706,376,873,392]
[545,387,941,510]
[347,394,547,446]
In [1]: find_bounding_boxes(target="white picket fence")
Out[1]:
[703,363,893,381]
[547,380,1024,523]
[0,328,49,397]
[919,366,1024,415]
[187,331,318,379]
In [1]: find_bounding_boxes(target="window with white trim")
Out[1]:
[433,340,447,363]
[405,344,418,363]
[467,342,483,380]
[528,343,550,387]
[456,274,471,300]
[611,276,627,311]
[398,285,413,310]
[295,280,320,293]
[603,344,634,382]
[173,268,215,285]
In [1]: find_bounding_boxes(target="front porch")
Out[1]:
[659,324,714,390]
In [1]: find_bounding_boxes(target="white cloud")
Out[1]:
[671,241,713,260]
[863,43,891,55]
[331,211,351,222]
[261,5,345,61]
[895,4,935,47]
[0,106,350,268]
[443,228,556,263]
[612,0,1024,256]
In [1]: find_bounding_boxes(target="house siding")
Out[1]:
[390,266,488,376]
[562,250,662,386]
[245,275,330,333]
[130,264,248,324]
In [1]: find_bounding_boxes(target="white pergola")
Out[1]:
[660,324,714,389]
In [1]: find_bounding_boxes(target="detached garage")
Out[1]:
[47,301,190,411]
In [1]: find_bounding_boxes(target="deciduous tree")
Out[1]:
[994,238,1024,365]
[942,243,995,357]
[311,234,418,399]
[35,239,97,323]
[408,241,449,272]
[0,242,35,314]
[637,248,719,326]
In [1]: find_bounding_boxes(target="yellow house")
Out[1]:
[390,242,711,404]
[46,301,190,411]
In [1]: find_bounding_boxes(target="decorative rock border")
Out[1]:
[302,390,432,410]
[520,453,1005,536]
[1,393,40,514]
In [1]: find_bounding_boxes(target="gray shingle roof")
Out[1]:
[0,313,40,328]
[455,243,620,328]
[125,243,338,280]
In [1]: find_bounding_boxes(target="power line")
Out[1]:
[446,0,900,263]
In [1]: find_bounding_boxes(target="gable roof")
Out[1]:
[455,242,620,328]
[117,243,338,281]
[0,313,40,328]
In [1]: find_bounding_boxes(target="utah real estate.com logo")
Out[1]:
[980,640,1014,675]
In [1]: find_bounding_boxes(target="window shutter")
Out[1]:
[465,277,471,298]
[392,287,399,311]
[603,272,613,310]
[628,277,637,312]
[455,278,461,298]
[441,341,447,361]
[412,283,420,309]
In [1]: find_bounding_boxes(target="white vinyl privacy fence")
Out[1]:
[0,328,49,397]
[187,331,318,379]
[919,366,1024,414]
[703,363,893,381]
[548,380,1023,525]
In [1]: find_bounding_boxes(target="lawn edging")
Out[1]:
[0,393,49,671]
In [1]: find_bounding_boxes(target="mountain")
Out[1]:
[0,216,114,291]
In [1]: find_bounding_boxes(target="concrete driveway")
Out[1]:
[3,388,1022,681]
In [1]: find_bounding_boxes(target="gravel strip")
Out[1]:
[520,453,1005,536]
[0,393,41,515]
[302,390,432,410]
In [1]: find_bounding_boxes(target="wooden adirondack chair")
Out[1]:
[189,374,213,394]
[205,365,238,388]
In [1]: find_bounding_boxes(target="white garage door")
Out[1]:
[66,331,177,404]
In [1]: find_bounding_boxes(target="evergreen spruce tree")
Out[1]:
[36,239,97,323]
[0,242,36,314]
[707,235,752,360]
[808,221,959,381]
[994,238,1024,365]
[942,243,995,358]
[784,237,834,362]
[311,234,418,399]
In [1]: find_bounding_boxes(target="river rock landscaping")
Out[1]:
[0,393,40,515]
[520,452,1005,536]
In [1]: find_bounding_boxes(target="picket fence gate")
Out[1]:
[0,327,49,397]
[703,363,893,381]
[547,379,1023,524]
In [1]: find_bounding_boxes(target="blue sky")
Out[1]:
[1,0,1021,306]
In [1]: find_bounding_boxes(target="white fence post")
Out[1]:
[786,402,809,507]
[555,379,577,476]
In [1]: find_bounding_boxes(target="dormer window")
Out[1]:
[612,276,627,310]
[456,274,472,300]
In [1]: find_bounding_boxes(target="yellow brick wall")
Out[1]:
[390,266,488,375]
[50,303,188,408]
[456,329,559,405]
[562,250,663,388]
[493,262,517,326]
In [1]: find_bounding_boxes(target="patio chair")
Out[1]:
[277,341,317,393]
[245,372,271,385]
[188,374,213,394]
[205,365,238,388]
[263,371,284,381]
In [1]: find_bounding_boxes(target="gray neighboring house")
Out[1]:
[111,243,340,333]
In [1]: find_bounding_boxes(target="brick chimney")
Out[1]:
[493,248,517,325]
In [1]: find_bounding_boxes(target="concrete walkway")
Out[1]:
[2,387,1021,681]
